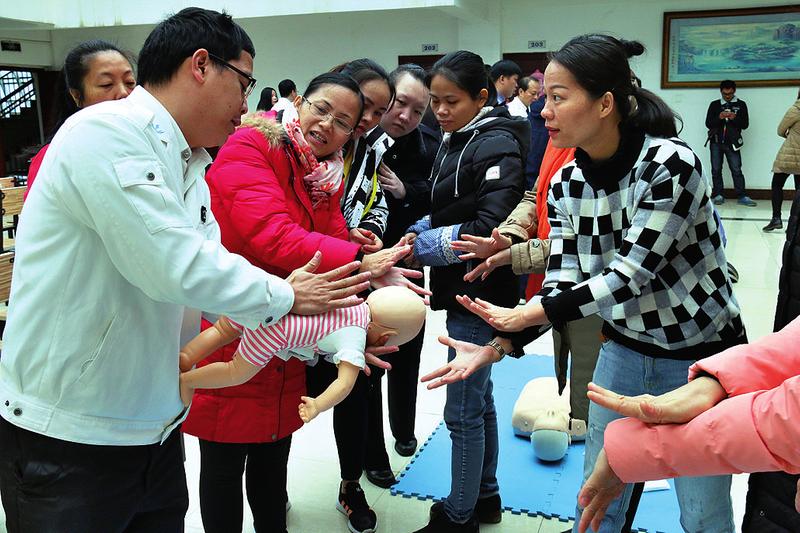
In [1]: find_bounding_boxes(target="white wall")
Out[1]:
[502,0,798,190]
[22,0,800,189]
[0,29,52,67]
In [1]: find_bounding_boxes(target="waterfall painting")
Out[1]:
[662,6,800,88]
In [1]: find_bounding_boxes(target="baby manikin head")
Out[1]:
[366,286,426,347]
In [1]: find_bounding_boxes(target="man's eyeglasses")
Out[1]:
[302,97,355,135]
[208,52,257,99]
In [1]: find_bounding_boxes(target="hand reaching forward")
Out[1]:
[456,295,547,332]
[350,228,383,253]
[451,228,513,260]
[371,266,432,304]
[361,239,412,278]
[299,396,320,423]
[463,248,511,282]
[286,251,371,315]
[577,450,625,533]
[420,336,501,389]
[586,376,727,425]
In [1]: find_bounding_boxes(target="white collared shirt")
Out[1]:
[0,86,294,445]
[507,97,529,119]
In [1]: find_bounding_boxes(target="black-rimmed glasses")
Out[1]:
[302,97,355,135]
[208,52,257,99]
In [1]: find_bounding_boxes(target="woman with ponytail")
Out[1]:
[424,34,744,533]
[25,40,135,199]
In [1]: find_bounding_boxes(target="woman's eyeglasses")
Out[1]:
[208,52,257,99]
[303,97,355,135]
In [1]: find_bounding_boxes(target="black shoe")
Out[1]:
[337,482,378,533]
[474,494,502,524]
[365,468,397,488]
[763,218,783,232]
[394,438,418,457]
[415,502,479,533]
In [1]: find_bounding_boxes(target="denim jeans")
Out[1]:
[710,142,746,198]
[443,311,499,523]
[573,340,734,533]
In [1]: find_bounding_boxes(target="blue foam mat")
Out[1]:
[391,355,683,532]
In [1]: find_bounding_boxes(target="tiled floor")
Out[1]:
[0,199,787,532]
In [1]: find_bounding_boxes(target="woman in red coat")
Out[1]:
[182,72,410,533]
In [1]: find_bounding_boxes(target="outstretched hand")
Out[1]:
[456,295,546,332]
[363,344,399,376]
[287,251,371,315]
[371,266,431,304]
[299,396,320,423]
[586,376,727,425]
[451,228,512,261]
[463,248,511,282]
[577,450,625,533]
[420,336,500,389]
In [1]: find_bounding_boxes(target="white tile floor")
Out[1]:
[0,199,788,533]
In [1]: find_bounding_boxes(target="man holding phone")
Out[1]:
[706,79,756,206]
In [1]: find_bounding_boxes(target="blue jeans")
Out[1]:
[573,340,734,533]
[710,142,746,198]
[443,311,499,523]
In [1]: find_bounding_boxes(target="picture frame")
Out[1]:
[662,5,800,88]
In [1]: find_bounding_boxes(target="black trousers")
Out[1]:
[0,417,187,533]
[364,321,425,470]
[306,360,369,481]
[771,172,800,219]
[198,437,292,533]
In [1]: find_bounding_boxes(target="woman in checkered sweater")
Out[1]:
[424,35,746,533]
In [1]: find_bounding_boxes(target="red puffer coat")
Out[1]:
[182,113,360,443]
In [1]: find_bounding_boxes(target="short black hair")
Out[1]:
[490,60,522,82]
[137,7,254,87]
[428,51,489,100]
[278,79,297,97]
[389,63,426,87]
[720,79,736,91]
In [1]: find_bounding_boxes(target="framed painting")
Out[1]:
[662,5,800,88]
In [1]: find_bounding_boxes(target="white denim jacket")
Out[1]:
[0,87,294,445]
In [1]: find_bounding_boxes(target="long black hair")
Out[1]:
[48,39,134,142]
[256,86,276,111]
[550,34,680,137]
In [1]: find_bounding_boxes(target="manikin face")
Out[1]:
[353,78,392,139]
[71,50,135,107]
[540,61,606,150]
[294,84,361,159]
[429,74,487,133]
[379,73,429,139]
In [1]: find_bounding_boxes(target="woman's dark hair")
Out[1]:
[426,51,490,101]
[137,7,254,87]
[256,86,276,111]
[331,58,395,107]
[48,39,134,142]
[550,34,680,137]
[303,72,366,128]
[389,63,426,87]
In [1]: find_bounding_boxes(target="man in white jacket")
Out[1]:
[0,8,370,532]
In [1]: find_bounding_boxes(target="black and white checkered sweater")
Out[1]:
[521,130,745,359]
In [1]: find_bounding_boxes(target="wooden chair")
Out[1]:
[0,186,24,252]
[0,177,15,189]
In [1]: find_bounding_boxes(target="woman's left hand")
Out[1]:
[456,295,547,332]
[372,266,432,304]
[577,450,625,533]
[350,228,383,253]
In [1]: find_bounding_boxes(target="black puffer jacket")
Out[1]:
[741,193,800,532]
[428,106,528,311]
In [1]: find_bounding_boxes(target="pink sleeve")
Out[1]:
[688,316,800,396]
[237,321,287,367]
[24,144,49,201]
[604,374,800,483]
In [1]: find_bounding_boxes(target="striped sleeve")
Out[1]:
[238,320,288,367]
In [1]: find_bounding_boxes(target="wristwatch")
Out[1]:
[485,339,506,361]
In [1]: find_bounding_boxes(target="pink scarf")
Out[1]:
[283,117,344,208]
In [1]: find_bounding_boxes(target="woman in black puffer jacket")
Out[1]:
[406,51,527,533]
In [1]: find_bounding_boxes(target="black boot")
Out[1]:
[414,502,479,532]
[474,494,502,524]
[763,218,783,232]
